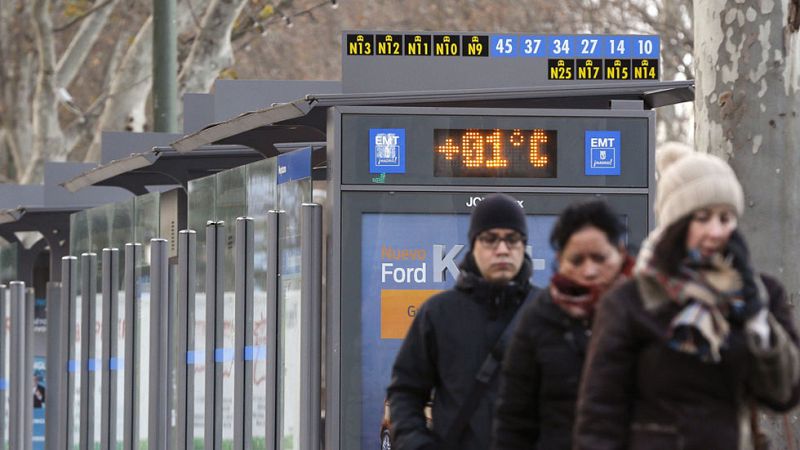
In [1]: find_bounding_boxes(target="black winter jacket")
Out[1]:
[492,289,591,450]
[386,253,535,450]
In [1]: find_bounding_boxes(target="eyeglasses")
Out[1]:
[476,232,526,249]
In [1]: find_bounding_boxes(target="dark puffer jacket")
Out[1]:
[574,274,800,450]
[386,254,535,450]
[492,289,591,450]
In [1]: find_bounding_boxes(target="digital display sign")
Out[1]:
[434,128,557,178]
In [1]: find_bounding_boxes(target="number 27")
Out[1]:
[581,39,597,54]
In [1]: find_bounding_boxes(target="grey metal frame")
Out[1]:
[205,222,224,450]
[235,217,253,450]
[149,239,170,449]
[332,104,655,187]
[265,211,280,450]
[0,285,6,448]
[8,281,26,450]
[324,105,657,448]
[176,230,195,450]
[102,248,120,450]
[123,243,142,450]
[325,106,343,450]
[81,252,98,450]
[300,204,322,450]
[46,280,67,450]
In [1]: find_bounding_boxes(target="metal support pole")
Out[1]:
[206,222,224,450]
[149,239,170,450]
[47,234,70,283]
[300,204,323,450]
[0,285,6,448]
[45,280,66,450]
[236,217,253,450]
[63,257,79,450]
[9,281,26,450]
[102,249,120,450]
[176,230,195,450]
[123,244,142,450]
[25,288,34,450]
[265,211,280,449]
[81,253,98,450]
[152,0,177,132]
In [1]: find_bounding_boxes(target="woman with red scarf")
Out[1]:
[573,145,800,449]
[492,199,633,450]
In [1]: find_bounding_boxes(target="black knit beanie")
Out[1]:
[468,194,527,246]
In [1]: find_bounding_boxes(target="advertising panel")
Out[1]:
[359,212,557,449]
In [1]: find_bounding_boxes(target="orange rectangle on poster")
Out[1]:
[381,289,442,339]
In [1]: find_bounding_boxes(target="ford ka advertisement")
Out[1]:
[360,210,558,449]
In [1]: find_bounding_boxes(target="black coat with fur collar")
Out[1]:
[387,253,536,450]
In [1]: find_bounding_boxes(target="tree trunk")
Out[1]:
[695,0,800,445]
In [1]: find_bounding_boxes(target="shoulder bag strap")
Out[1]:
[441,287,539,449]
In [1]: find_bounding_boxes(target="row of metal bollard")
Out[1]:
[1,282,34,450]
[3,203,322,450]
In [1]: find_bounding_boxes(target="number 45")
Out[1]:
[495,38,513,54]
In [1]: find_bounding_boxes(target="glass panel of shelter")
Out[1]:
[57,156,306,450]
[132,192,161,450]
[216,165,248,449]
[246,158,277,450]
[88,203,110,450]
[0,244,17,284]
[185,158,281,450]
[187,174,216,450]
[108,199,134,450]
[277,176,312,450]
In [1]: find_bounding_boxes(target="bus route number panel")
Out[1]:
[344,33,660,81]
[339,111,651,188]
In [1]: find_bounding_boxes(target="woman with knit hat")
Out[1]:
[492,199,634,450]
[573,145,800,450]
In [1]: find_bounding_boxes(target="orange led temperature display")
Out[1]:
[434,128,557,178]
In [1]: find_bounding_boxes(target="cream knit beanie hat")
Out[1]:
[655,142,744,229]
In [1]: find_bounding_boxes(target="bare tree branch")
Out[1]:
[177,0,214,32]
[53,0,114,33]
[55,0,121,89]
[64,31,129,159]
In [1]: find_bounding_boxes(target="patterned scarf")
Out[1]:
[638,249,745,363]
[550,255,635,318]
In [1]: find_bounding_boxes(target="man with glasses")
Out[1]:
[387,194,538,450]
